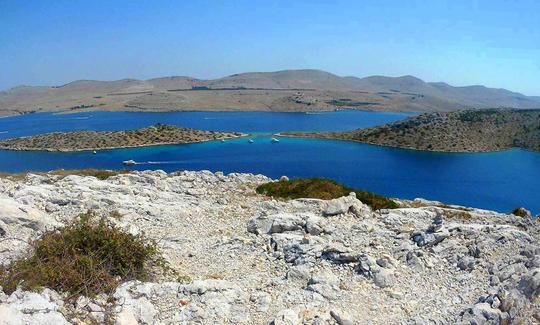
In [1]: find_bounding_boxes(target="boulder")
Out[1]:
[248,213,327,235]
[356,254,394,288]
[323,193,370,217]
[321,243,358,264]
[373,269,394,288]
[330,309,354,325]
[457,256,476,271]
[411,229,448,247]
[273,309,300,325]
[306,271,341,300]
[461,302,504,324]
[518,268,540,300]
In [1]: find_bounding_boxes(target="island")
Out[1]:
[283,109,540,152]
[0,124,245,151]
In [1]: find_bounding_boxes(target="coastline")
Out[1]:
[0,106,422,119]
[277,133,538,154]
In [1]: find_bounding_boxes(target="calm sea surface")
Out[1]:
[0,110,538,214]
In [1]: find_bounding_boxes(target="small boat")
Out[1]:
[271,137,279,143]
[92,150,97,154]
[221,139,226,142]
[248,139,254,143]
[122,159,136,165]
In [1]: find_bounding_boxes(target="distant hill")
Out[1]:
[286,109,540,152]
[1,69,539,116]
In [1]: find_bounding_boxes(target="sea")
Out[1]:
[0,110,538,214]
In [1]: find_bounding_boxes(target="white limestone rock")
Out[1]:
[0,289,70,325]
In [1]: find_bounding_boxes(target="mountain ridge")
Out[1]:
[1,69,538,116]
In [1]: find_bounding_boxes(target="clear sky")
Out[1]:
[1,0,539,95]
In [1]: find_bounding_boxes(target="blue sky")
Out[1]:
[1,0,539,95]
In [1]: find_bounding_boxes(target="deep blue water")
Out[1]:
[0,110,538,214]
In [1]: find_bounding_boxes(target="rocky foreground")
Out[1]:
[0,124,243,152]
[0,170,539,324]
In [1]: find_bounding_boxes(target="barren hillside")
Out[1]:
[1,70,538,116]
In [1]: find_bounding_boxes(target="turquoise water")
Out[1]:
[0,110,538,214]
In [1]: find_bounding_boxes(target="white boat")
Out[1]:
[248,139,254,143]
[221,139,226,142]
[122,159,136,165]
[271,137,279,143]
[92,150,97,154]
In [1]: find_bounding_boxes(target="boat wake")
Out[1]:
[147,161,185,165]
[124,160,185,165]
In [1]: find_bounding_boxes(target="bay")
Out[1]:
[0,110,538,213]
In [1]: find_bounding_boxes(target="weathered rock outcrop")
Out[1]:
[0,170,538,324]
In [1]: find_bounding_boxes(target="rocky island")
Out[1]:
[0,169,539,324]
[0,124,244,152]
[285,109,540,152]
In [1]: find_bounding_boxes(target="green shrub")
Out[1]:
[0,212,160,298]
[511,207,530,217]
[256,178,398,210]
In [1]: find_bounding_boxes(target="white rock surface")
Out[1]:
[0,170,538,324]
[0,289,70,325]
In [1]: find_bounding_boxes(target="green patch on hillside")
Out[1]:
[0,212,161,298]
[256,178,397,210]
[327,99,378,107]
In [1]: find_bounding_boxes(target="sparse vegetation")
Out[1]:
[0,124,242,152]
[256,178,398,210]
[512,207,530,217]
[326,99,378,107]
[0,168,131,181]
[0,212,161,298]
[286,109,540,152]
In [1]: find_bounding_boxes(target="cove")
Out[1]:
[0,110,538,214]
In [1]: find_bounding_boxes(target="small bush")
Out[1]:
[0,212,160,298]
[256,178,398,210]
[511,207,530,217]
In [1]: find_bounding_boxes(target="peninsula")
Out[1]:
[0,124,244,152]
[284,109,540,152]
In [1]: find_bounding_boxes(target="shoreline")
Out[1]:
[277,133,538,154]
[0,106,423,119]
